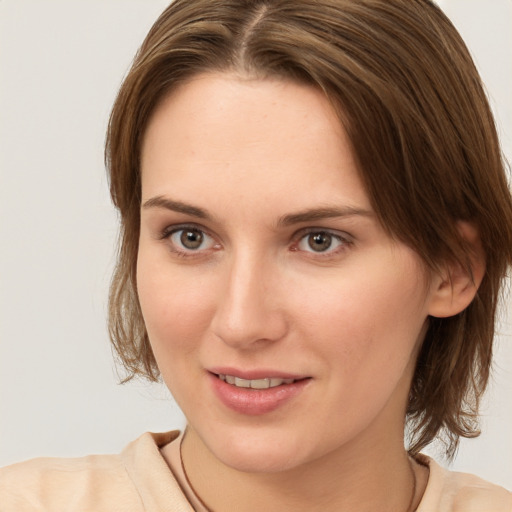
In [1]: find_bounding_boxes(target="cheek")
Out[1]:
[136,251,216,360]
[294,260,429,376]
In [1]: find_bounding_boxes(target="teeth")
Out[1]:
[234,377,251,388]
[250,378,271,389]
[217,374,295,389]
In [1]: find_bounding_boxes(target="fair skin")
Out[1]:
[137,73,476,511]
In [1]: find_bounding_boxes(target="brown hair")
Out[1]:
[105,0,512,457]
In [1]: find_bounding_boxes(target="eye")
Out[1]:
[165,226,217,254]
[296,230,347,254]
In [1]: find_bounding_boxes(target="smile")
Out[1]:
[210,371,311,415]
[217,374,296,389]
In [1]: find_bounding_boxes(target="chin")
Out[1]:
[219,446,303,474]
[202,425,315,474]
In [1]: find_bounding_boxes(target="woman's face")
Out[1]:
[138,73,440,473]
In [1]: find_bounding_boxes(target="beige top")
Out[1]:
[1,430,510,512]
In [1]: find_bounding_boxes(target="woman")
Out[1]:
[1,0,512,510]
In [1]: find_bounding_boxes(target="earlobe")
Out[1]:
[428,222,486,318]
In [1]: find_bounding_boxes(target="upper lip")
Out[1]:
[208,367,309,380]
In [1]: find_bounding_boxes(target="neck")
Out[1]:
[178,425,425,512]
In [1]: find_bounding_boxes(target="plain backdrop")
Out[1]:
[1,0,511,489]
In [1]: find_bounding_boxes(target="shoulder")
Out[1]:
[0,431,190,512]
[0,452,143,512]
[417,455,512,512]
[0,452,138,511]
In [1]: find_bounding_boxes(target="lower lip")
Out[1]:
[208,373,310,416]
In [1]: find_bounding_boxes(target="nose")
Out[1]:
[210,250,288,350]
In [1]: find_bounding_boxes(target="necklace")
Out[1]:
[179,431,419,512]
[180,430,214,512]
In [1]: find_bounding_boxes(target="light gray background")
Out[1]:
[1,0,511,489]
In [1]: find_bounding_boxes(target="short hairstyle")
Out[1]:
[105,0,512,458]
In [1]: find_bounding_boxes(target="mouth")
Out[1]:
[208,370,311,415]
[216,374,299,389]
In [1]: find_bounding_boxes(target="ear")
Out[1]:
[428,222,486,318]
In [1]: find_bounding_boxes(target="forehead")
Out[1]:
[140,72,371,216]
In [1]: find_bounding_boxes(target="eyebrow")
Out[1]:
[142,195,372,226]
[277,206,373,227]
[142,196,212,220]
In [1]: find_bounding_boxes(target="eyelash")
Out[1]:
[159,224,219,258]
[159,224,353,259]
[292,228,352,257]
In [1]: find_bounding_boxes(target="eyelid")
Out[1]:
[157,223,353,258]
[160,223,220,255]
[160,222,211,239]
[292,227,353,255]
[293,226,353,241]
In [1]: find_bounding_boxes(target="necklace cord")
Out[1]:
[179,430,419,512]
[180,429,214,512]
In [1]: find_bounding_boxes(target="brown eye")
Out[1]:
[179,229,204,249]
[307,232,333,252]
[296,230,347,255]
[166,226,218,256]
